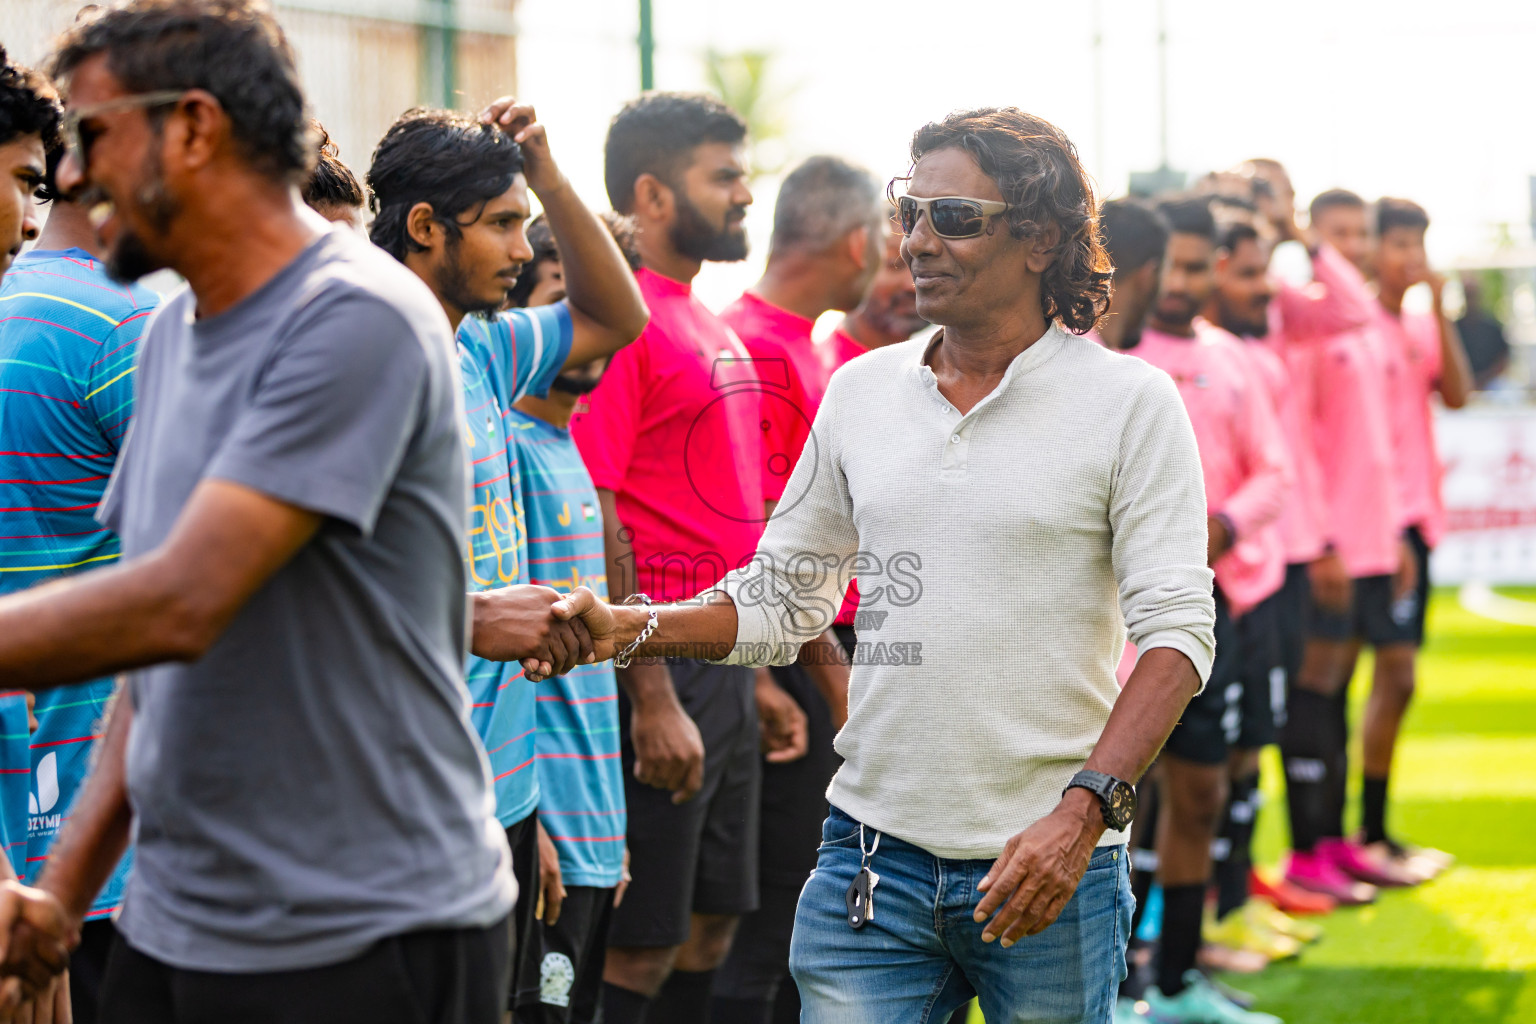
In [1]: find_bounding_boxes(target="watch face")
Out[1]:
[1106,782,1136,829]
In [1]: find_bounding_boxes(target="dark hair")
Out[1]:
[2,47,63,203]
[604,92,747,213]
[1218,219,1261,254]
[367,108,524,261]
[301,120,364,212]
[1377,196,1429,236]
[1308,188,1364,224]
[1098,198,1169,276]
[49,0,313,185]
[771,155,880,253]
[1156,194,1217,242]
[506,210,641,309]
[0,46,61,155]
[907,107,1110,334]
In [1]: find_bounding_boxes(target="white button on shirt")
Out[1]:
[713,325,1215,860]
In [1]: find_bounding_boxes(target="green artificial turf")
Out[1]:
[969,586,1536,1023]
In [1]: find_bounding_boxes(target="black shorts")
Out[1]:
[70,917,118,1024]
[1308,573,1417,648]
[100,918,511,1024]
[714,662,841,1002]
[513,885,614,1024]
[1233,591,1283,749]
[1164,591,1241,765]
[507,811,542,1009]
[608,658,760,948]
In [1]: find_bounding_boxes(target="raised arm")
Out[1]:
[1275,243,1375,342]
[1427,273,1472,410]
[483,99,648,367]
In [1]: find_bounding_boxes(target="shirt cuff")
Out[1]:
[1136,630,1215,693]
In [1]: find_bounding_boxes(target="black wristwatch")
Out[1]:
[1064,769,1137,831]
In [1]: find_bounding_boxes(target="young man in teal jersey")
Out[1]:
[368,98,647,1016]
[0,75,153,1023]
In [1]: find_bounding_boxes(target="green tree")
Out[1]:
[703,48,792,179]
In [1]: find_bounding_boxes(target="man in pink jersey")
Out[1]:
[1094,198,1169,352]
[1227,170,1393,907]
[1132,197,1290,1024]
[1203,215,1334,945]
[1359,198,1470,875]
[712,156,883,1024]
[571,92,763,1024]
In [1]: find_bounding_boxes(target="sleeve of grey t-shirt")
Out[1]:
[205,287,432,536]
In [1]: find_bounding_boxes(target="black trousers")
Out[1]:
[99,917,511,1024]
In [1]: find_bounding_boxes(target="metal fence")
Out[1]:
[0,0,521,177]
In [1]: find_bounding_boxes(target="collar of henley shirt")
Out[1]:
[911,323,1069,478]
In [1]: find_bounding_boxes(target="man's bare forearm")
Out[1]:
[535,180,648,350]
[0,555,201,690]
[36,689,134,924]
[1085,646,1202,784]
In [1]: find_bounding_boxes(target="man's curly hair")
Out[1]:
[0,45,62,155]
[908,107,1110,334]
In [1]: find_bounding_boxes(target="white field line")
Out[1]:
[1458,582,1536,628]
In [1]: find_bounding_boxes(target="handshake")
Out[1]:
[470,584,628,682]
[0,879,75,1022]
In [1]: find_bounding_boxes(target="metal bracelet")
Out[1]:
[613,593,658,669]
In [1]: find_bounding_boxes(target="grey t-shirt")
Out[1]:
[99,229,515,972]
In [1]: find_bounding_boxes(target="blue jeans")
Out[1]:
[789,806,1132,1023]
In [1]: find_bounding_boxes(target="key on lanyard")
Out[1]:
[845,824,881,930]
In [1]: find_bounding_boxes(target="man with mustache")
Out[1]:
[1132,196,1289,1024]
[569,91,762,1024]
[0,2,623,1019]
[559,106,1216,1024]
[367,101,649,1017]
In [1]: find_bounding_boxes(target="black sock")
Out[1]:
[1281,688,1336,853]
[1322,687,1351,840]
[650,969,716,1024]
[1214,773,1259,919]
[1361,774,1390,845]
[603,982,653,1024]
[1156,884,1205,997]
[710,995,772,1024]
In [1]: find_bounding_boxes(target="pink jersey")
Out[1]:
[720,292,828,503]
[819,326,870,380]
[1374,304,1446,546]
[1134,323,1290,614]
[570,267,765,602]
[1307,320,1403,577]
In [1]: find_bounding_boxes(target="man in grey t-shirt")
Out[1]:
[0,4,574,1021]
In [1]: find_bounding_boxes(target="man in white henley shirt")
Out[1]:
[554,107,1215,1024]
